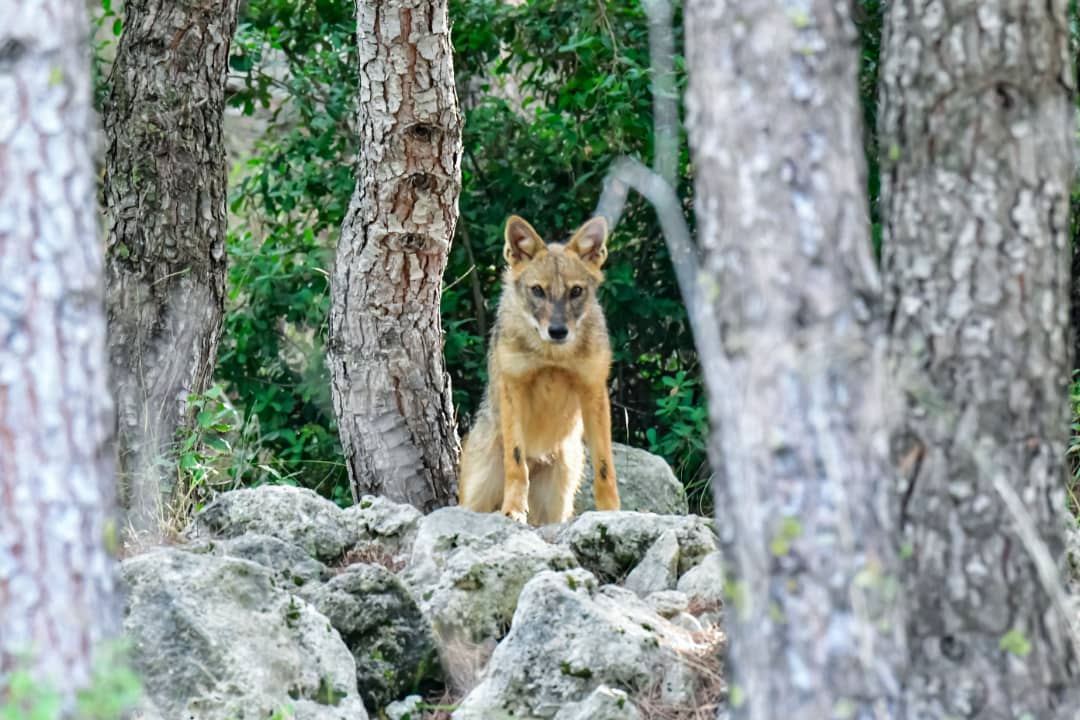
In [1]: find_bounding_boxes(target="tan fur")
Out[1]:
[458,215,620,525]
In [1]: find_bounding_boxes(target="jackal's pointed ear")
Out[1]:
[566,216,609,268]
[504,216,544,266]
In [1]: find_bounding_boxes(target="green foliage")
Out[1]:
[642,369,709,511]
[178,385,244,488]
[1067,373,1080,516]
[854,0,884,258]
[1,671,60,720]
[75,650,142,720]
[217,0,356,501]
[998,628,1033,658]
[1,645,142,720]
[89,0,123,110]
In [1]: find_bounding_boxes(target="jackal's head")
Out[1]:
[502,215,608,346]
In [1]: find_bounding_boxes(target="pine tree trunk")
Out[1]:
[879,1,1079,715]
[0,0,120,700]
[328,0,462,510]
[103,0,239,539]
[683,1,904,716]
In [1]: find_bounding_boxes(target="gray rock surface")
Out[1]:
[557,511,717,581]
[384,694,424,720]
[453,569,706,719]
[402,508,578,649]
[189,485,354,562]
[190,532,330,589]
[575,443,688,516]
[122,548,367,720]
[344,494,423,555]
[138,487,725,719]
[624,528,680,596]
[303,563,440,711]
[646,589,690,618]
[676,550,725,625]
[552,685,642,720]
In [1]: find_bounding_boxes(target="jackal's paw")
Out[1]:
[502,508,528,524]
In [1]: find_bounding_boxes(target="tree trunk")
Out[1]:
[0,0,120,701]
[328,0,462,510]
[683,1,904,717]
[103,0,239,540]
[879,1,1079,716]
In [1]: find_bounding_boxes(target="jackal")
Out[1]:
[458,215,620,525]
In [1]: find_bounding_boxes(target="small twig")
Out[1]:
[456,224,488,339]
[443,264,477,293]
[984,452,1080,662]
[151,266,192,286]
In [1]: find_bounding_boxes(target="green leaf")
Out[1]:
[999,628,1032,657]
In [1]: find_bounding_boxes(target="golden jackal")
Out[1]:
[458,215,620,525]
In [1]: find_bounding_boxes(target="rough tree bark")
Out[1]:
[0,0,120,700]
[879,1,1079,716]
[328,0,462,510]
[684,1,904,717]
[103,0,239,539]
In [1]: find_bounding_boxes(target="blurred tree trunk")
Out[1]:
[103,0,239,540]
[880,1,1078,716]
[0,0,120,702]
[328,0,462,510]
[683,1,903,717]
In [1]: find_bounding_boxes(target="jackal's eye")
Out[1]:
[569,285,584,299]
[530,285,545,299]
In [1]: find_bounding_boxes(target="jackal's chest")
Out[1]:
[519,368,583,455]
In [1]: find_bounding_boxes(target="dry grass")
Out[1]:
[420,688,461,719]
[431,624,499,698]
[636,623,727,720]
[686,596,722,618]
[333,542,407,574]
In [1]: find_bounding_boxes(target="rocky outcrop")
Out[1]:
[127,467,723,719]
[122,548,368,720]
[575,443,688,515]
[624,528,681,596]
[401,507,579,690]
[453,569,718,719]
[344,494,424,555]
[677,550,725,625]
[303,563,439,711]
[557,510,717,581]
[189,532,330,588]
[189,485,355,561]
[553,686,641,720]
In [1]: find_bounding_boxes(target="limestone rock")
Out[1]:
[557,511,717,581]
[624,529,680,596]
[401,508,578,660]
[384,694,424,720]
[676,550,724,625]
[344,494,423,555]
[646,589,690,618]
[453,569,707,719]
[189,532,330,589]
[303,563,440,712]
[552,685,642,720]
[189,485,353,562]
[575,443,688,516]
[122,548,367,720]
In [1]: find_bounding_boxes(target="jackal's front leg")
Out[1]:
[498,379,529,522]
[582,385,619,511]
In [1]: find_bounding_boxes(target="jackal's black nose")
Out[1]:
[548,325,569,341]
